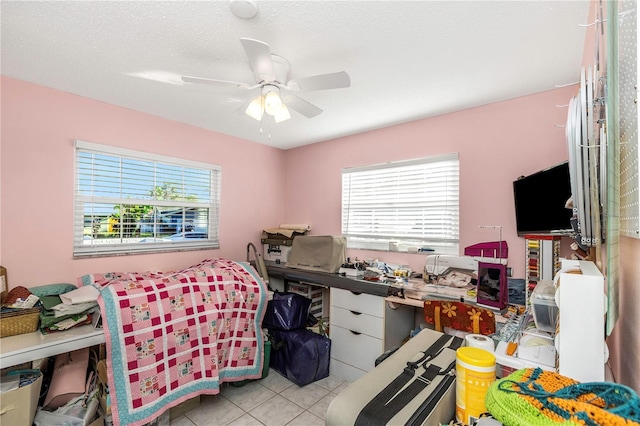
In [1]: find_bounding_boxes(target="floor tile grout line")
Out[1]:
[172,373,347,426]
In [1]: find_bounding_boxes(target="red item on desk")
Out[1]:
[424,300,496,335]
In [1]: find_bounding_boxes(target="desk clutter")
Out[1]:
[321,251,632,425]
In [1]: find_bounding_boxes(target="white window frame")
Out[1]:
[341,153,459,255]
[73,140,221,258]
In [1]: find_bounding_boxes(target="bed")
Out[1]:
[79,258,268,426]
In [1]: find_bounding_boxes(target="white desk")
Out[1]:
[0,325,105,369]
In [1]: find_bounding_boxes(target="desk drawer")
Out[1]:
[330,288,383,317]
[330,358,367,382]
[330,306,383,339]
[330,325,383,372]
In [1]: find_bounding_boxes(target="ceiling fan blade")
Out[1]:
[288,71,351,92]
[240,38,276,83]
[285,95,323,118]
[182,75,252,89]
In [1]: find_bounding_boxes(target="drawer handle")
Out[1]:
[350,291,362,295]
[350,310,362,316]
[349,330,362,335]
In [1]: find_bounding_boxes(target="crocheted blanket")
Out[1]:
[80,258,268,426]
[485,368,640,425]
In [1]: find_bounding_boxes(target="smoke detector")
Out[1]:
[229,0,258,19]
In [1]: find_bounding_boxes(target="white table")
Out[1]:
[0,325,105,369]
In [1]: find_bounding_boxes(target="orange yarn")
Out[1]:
[486,368,640,426]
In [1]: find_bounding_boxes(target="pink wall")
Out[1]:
[0,77,286,287]
[284,87,577,278]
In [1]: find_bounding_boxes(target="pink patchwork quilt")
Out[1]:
[80,258,268,426]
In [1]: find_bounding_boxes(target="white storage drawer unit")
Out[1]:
[330,306,383,338]
[329,287,413,381]
[331,326,384,372]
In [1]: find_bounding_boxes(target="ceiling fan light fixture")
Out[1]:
[245,96,263,121]
[274,103,291,123]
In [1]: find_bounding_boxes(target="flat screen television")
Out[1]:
[513,161,574,236]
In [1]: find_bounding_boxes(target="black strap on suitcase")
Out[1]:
[355,333,451,426]
[404,365,457,426]
[355,335,463,426]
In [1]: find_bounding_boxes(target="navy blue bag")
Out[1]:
[262,291,312,330]
[269,328,331,386]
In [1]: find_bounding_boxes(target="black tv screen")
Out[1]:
[513,161,574,236]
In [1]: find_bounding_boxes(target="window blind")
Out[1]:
[342,153,459,254]
[73,140,221,257]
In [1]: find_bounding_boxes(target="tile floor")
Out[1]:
[169,369,350,426]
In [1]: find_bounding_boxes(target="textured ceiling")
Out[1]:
[1,1,591,150]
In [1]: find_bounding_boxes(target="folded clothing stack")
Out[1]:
[30,283,99,333]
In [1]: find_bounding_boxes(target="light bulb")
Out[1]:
[245,96,263,121]
[264,90,282,116]
[274,103,291,123]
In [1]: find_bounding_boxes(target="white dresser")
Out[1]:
[329,287,414,381]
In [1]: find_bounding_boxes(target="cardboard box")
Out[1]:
[0,373,43,426]
[88,416,104,426]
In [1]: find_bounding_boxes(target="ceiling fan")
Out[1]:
[181,38,351,123]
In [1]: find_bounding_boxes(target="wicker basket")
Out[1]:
[0,307,40,338]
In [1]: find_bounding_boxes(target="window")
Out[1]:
[341,153,459,254]
[74,141,221,257]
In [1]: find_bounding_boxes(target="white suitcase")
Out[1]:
[326,328,461,426]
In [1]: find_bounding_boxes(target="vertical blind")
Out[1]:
[73,140,221,257]
[342,153,459,254]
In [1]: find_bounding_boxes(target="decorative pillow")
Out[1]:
[423,300,496,335]
[486,368,640,425]
[29,283,77,298]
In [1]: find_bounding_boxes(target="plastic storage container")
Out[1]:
[530,279,558,333]
[455,347,496,425]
